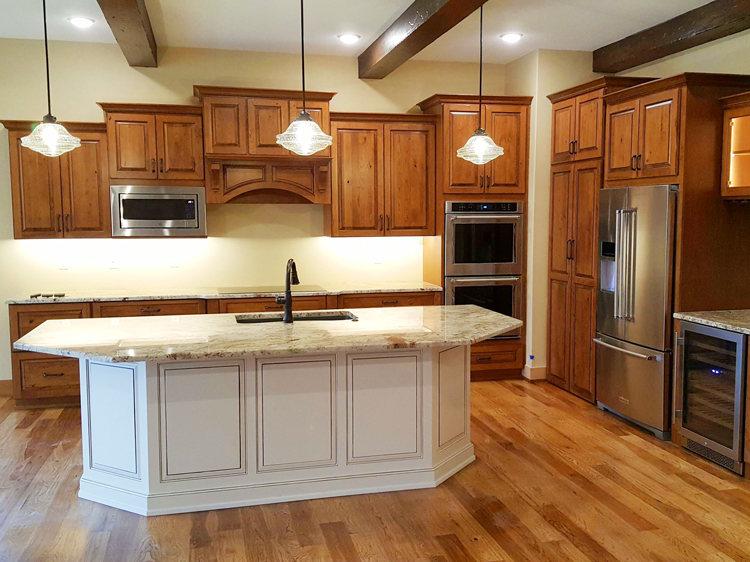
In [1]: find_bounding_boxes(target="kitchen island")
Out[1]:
[14,305,521,516]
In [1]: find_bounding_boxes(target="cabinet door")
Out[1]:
[605,100,639,181]
[637,89,680,178]
[203,96,248,155]
[575,91,604,161]
[330,121,384,237]
[571,161,600,282]
[384,122,435,236]
[248,98,289,156]
[549,164,573,277]
[60,132,111,238]
[106,113,157,179]
[546,277,571,391]
[569,283,596,402]
[92,299,206,318]
[443,104,483,193]
[156,115,204,180]
[485,104,527,194]
[8,132,63,239]
[290,100,331,157]
[551,99,576,164]
[723,111,750,198]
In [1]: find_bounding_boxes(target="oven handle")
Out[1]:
[448,277,520,284]
[447,214,522,221]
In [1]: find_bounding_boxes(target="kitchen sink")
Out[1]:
[236,311,358,324]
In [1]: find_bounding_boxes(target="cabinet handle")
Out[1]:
[475,356,492,363]
[151,158,156,173]
[386,215,390,230]
[265,305,284,310]
[480,175,484,188]
[379,214,384,231]
[637,154,643,170]
[159,158,164,173]
[43,372,65,378]
[569,141,575,155]
[630,155,637,171]
[486,174,491,187]
[381,300,399,305]
[65,214,71,232]
[140,308,161,314]
[573,140,578,154]
[56,214,62,232]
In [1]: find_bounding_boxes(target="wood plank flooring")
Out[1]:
[2,380,750,561]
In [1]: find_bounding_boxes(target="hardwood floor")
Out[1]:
[2,380,750,561]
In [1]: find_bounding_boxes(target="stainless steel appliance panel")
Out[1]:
[445,276,521,338]
[675,322,746,473]
[625,185,676,351]
[111,185,207,237]
[597,188,628,342]
[595,334,670,435]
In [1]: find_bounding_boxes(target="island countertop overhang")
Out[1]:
[13,305,523,363]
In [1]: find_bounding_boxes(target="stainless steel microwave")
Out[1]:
[111,185,207,237]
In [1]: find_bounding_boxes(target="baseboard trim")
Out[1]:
[0,380,12,397]
[522,365,546,381]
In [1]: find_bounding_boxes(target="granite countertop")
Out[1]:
[13,305,522,363]
[674,310,750,335]
[5,282,442,305]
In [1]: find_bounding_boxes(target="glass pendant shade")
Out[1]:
[457,128,504,165]
[22,120,81,157]
[277,111,332,156]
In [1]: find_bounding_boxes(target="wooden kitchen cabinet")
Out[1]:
[92,299,207,318]
[248,98,289,156]
[417,95,532,196]
[100,104,204,182]
[8,302,92,407]
[336,292,440,308]
[551,89,608,163]
[3,122,111,240]
[604,88,681,183]
[327,114,436,237]
[219,296,328,314]
[546,160,600,402]
[721,92,750,199]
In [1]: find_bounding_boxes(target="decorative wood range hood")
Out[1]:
[193,86,336,204]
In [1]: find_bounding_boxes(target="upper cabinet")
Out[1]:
[194,87,335,204]
[721,92,750,199]
[3,122,110,240]
[418,95,531,196]
[100,104,204,182]
[326,114,436,237]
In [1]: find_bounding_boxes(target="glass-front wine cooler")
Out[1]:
[676,322,746,475]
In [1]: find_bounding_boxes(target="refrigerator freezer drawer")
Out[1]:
[595,334,670,434]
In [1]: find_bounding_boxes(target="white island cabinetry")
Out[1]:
[15,305,521,516]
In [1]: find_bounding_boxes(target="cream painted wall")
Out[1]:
[505,50,599,378]
[0,39,506,381]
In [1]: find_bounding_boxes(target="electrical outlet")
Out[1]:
[109,260,118,269]
[170,259,179,268]
[59,262,68,271]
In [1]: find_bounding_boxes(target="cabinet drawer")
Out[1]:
[471,343,524,371]
[10,303,91,343]
[13,353,80,399]
[93,299,206,318]
[219,296,327,314]
[338,292,437,309]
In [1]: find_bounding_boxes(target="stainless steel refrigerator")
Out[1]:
[595,184,678,440]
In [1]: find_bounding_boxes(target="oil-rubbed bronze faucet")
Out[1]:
[276,258,300,323]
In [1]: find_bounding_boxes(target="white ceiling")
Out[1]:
[0,0,712,65]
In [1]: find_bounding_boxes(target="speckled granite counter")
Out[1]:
[14,305,522,362]
[674,310,750,335]
[5,282,442,304]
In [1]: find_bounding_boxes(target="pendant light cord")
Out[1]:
[478,5,483,129]
[42,0,52,119]
[300,0,306,113]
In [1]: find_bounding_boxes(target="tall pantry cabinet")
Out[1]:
[546,77,652,402]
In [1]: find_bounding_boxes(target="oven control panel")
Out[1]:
[446,202,521,213]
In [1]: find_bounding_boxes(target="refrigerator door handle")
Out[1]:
[614,210,623,318]
[593,338,657,361]
[625,209,637,321]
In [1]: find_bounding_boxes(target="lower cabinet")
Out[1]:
[470,339,525,379]
[219,296,328,314]
[337,292,439,308]
[93,299,207,318]
[12,353,80,405]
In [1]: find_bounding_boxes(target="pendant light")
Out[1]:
[277,0,332,156]
[457,5,503,166]
[21,0,81,158]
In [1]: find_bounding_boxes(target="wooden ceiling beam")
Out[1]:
[96,0,157,67]
[358,0,488,80]
[593,0,750,74]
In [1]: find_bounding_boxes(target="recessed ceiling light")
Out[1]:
[500,33,523,44]
[338,33,361,45]
[68,17,95,29]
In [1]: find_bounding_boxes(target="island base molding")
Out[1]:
[77,345,475,516]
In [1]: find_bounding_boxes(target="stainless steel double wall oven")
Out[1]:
[444,202,524,339]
